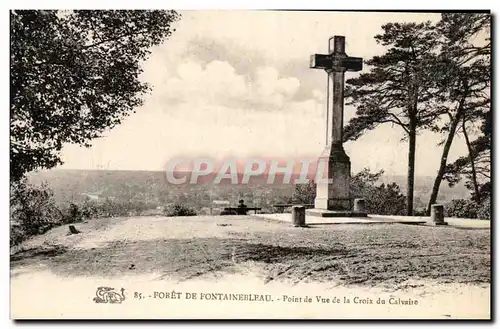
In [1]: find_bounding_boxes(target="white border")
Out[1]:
[2,2,497,328]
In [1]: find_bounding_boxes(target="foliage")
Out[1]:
[163,203,198,217]
[58,201,96,224]
[368,183,407,216]
[68,198,155,218]
[445,196,490,220]
[351,169,407,216]
[350,168,384,198]
[344,21,440,141]
[10,10,180,182]
[291,180,316,205]
[476,196,491,220]
[96,198,142,217]
[10,224,26,248]
[445,199,480,219]
[10,179,62,246]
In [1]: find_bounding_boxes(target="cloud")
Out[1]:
[158,59,302,111]
[142,34,326,106]
[181,37,268,76]
[167,60,246,104]
[254,67,300,97]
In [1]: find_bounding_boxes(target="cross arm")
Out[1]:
[310,54,363,72]
[310,54,331,70]
[339,57,363,72]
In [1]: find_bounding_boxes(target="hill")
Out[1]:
[25,169,470,212]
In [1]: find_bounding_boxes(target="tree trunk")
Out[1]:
[406,116,416,216]
[462,119,481,203]
[427,110,463,215]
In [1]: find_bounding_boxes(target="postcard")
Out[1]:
[10,9,491,320]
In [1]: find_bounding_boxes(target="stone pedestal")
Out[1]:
[292,206,306,227]
[307,143,367,218]
[353,198,366,213]
[314,143,351,211]
[429,204,448,226]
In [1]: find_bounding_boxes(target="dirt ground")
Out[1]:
[10,215,491,319]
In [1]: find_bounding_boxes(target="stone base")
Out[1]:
[314,198,351,211]
[306,208,368,218]
[429,221,449,226]
[314,143,352,212]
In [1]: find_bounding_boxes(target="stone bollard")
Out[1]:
[353,198,366,213]
[68,225,81,234]
[292,206,306,227]
[430,204,448,226]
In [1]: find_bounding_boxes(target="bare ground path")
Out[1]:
[10,215,491,319]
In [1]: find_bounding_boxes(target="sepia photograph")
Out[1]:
[9,8,492,320]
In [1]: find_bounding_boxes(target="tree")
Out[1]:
[344,22,440,215]
[426,13,490,214]
[443,110,491,202]
[10,10,180,182]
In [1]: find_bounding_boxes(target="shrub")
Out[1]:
[292,181,316,205]
[163,204,197,216]
[291,168,407,216]
[79,200,100,219]
[476,197,491,220]
[10,223,26,247]
[97,198,131,217]
[60,200,101,223]
[60,203,82,224]
[365,183,407,216]
[97,199,159,217]
[10,179,62,245]
[445,199,480,219]
[60,198,162,221]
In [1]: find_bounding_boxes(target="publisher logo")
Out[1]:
[93,287,126,304]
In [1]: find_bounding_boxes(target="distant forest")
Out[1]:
[27,169,470,213]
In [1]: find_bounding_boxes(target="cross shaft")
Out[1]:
[310,36,362,146]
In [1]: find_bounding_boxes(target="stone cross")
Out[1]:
[310,36,363,147]
[308,36,364,213]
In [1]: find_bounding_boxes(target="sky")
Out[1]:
[59,10,473,177]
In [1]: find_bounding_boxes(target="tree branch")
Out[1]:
[82,29,147,49]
